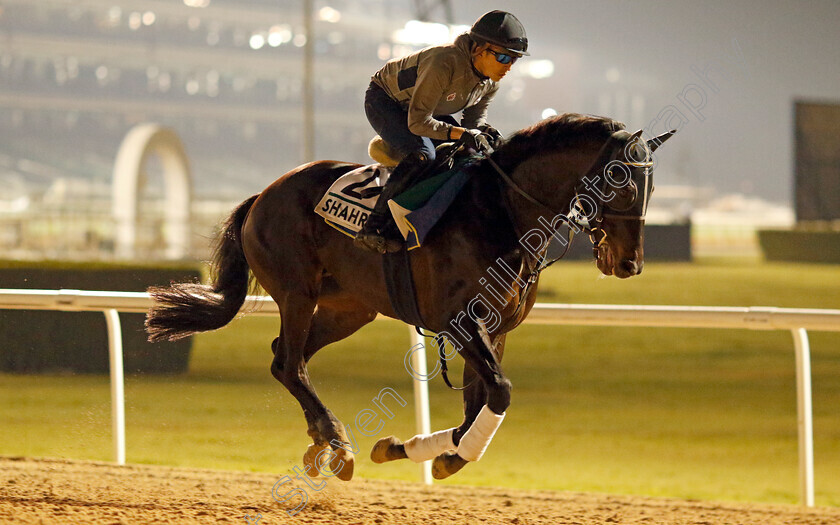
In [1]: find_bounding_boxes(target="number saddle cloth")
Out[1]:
[314,157,479,250]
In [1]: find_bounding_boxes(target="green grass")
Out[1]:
[2,258,840,506]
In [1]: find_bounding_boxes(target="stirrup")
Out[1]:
[380,223,404,253]
[354,232,402,254]
[354,230,385,253]
[354,213,403,253]
[354,223,403,253]
[355,213,386,253]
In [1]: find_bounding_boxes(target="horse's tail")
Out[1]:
[145,194,259,342]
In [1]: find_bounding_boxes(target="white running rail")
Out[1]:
[2,288,839,506]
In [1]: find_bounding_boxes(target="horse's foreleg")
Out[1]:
[371,335,508,469]
[454,334,506,439]
[370,428,457,464]
[371,339,460,465]
[371,365,479,464]
[432,332,510,479]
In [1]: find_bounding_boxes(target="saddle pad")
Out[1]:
[314,158,477,247]
[314,164,391,237]
[388,159,479,250]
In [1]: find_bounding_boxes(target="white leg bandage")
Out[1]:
[404,428,456,463]
[456,405,505,462]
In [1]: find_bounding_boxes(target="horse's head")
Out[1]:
[577,129,675,278]
[489,114,675,279]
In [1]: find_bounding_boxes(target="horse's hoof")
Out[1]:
[370,436,407,463]
[330,447,355,481]
[303,443,329,477]
[432,451,468,480]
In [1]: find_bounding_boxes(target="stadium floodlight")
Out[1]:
[268,25,292,47]
[318,6,341,23]
[142,11,156,26]
[392,20,470,47]
[523,60,555,80]
[249,33,266,50]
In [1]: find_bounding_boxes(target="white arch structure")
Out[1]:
[112,124,192,259]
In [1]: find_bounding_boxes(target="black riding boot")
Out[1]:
[354,151,431,253]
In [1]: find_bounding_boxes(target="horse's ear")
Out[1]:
[647,130,676,152]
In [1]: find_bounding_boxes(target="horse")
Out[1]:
[145,113,674,482]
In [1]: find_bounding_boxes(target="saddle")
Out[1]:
[315,144,477,250]
[314,143,480,328]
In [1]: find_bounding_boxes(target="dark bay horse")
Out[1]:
[146,113,674,482]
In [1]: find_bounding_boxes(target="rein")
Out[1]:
[429,142,622,390]
[485,157,572,340]
[487,133,620,266]
[486,132,648,333]
[431,134,649,391]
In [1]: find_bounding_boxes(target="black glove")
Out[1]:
[459,129,494,154]
[478,124,504,149]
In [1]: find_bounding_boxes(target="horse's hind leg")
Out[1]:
[270,291,349,479]
[271,288,376,482]
[298,294,377,478]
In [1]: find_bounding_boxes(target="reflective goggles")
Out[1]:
[486,49,519,65]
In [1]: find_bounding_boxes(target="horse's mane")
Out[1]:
[492,113,625,170]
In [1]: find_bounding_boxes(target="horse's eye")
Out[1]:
[620,187,634,201]
[607,184,636,212]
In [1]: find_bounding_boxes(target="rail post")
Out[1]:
[409,327,433,485]
[792,328,815,507]
[103,309,126,465]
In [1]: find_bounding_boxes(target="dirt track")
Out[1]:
[2,456,839,524]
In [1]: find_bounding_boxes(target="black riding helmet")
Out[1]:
[469,10,529,56]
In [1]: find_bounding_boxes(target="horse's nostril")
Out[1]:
[620,259,638,274]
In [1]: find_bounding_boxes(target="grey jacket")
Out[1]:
[372,33,499,141]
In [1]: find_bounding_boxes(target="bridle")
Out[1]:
[571,130,655,257]
[484,130,654,331]
[490,129,654,266]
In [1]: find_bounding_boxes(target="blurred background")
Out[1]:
[1,0,838,261]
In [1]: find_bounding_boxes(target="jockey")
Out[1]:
[354,10,529,253]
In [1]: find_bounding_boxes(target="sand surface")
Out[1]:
[2,456,839,524]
